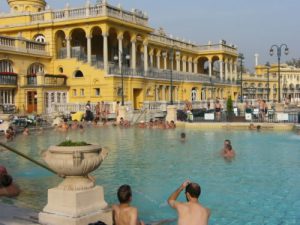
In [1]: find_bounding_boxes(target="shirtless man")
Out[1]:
[223,144,236,159]
[0,167,20,197]
[168,180,210,225]
[112,185,144,225]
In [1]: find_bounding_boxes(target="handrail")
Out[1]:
[0,142,56,174]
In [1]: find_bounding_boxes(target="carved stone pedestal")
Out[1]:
[166,105,177,122]
[39,186,112,225]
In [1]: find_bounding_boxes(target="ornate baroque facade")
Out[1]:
[243,64,300,103]
[0,0,240,114]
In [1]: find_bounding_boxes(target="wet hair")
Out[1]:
[257,125,261,130]
[185,183,201,199]
[79,125,84,129]
[181,132,186,138]
[225,139,231,145]
[117,185,132,204]
[117,101,120,104]
[0,174,13,187]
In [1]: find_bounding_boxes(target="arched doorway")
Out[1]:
[55,30,66,58]
[91,26,103,67]
[70,28,87,60]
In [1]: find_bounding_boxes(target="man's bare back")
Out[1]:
[176,201,210,225]
[168,180,210,225]
[112,204,141,225]
[113,185,144,225]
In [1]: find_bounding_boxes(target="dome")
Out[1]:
[7,0,47,13]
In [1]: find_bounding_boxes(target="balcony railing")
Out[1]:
[108,66,237,85]
[24,3,148,27]
[0,73,17,85]
[0,35,49,56]
[149,33,237,54]
[26,74,67,86]
[44,75,67,86]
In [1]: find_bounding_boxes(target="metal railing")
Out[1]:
[0,74,17,85]
[108,66,237,85]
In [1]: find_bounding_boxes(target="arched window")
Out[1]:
[191,87,197,101]
[0,60,14,73]
[27,63,44,75]
[74,70,84,78]
[34,34,46,43]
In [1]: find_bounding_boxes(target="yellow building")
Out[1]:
[243,64,300,103]
[0,0,240,114]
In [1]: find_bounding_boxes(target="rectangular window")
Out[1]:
[94,88,100,96]
[73,89,77,96]
[80,89,84,96]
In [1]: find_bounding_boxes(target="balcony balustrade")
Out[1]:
[26,74,67,87]
[0,35,49,56]
[0,73,17,85]
[107,66,237,85]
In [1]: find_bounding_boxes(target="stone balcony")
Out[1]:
[0,35,49,57]
[107,66,237,85]
[0,3,148,28]
[24,74,67,87]
[0,73,17,86]
[149,33,238,55]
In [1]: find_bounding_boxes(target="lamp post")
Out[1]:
[114,51,130,106]
[265,62,271,102]
[238,53,244,103]
[269,44,289,103]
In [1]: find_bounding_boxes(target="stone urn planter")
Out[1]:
[39,142,112,225]
[43,144,108,191]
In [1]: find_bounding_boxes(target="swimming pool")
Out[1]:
[0,127,299,224]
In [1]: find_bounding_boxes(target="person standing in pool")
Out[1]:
[112,185,145,225]
[168,180,210,225]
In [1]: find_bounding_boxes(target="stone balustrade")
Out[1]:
[149,34,238,54]
[26,3,148,26]
[107,66,237,85]
[0,35,49,56]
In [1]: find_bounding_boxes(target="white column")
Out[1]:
[162,86,166,100]
[87,35,92,64]
[164,55,167,70]
[66,37,71,58]
[225,61,228,81]
[194,62,198,74]
[156,55,161,69]
[182,60,186,72]
[234,62,238,81]
[188,61,192,73]
[209,61,212,77]
[118,36,123,69]
[131,40,136,70]
[9,91,12,104]
[103,33,108,72]
[155,86,159,101]
[176,59,180,71]
[144,44,148,72]
[220,61,224,80]
[230,62,233,81]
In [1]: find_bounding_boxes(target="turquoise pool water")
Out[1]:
[0,127,299,224]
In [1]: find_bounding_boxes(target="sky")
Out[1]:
[0,0,299,71]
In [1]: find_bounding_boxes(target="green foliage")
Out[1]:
[58,140,90,147]
[227,96,233,115]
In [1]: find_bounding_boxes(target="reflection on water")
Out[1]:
[0,127,299,224]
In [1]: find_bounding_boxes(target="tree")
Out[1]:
[226,96,234,120]
[286,58,300,68]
